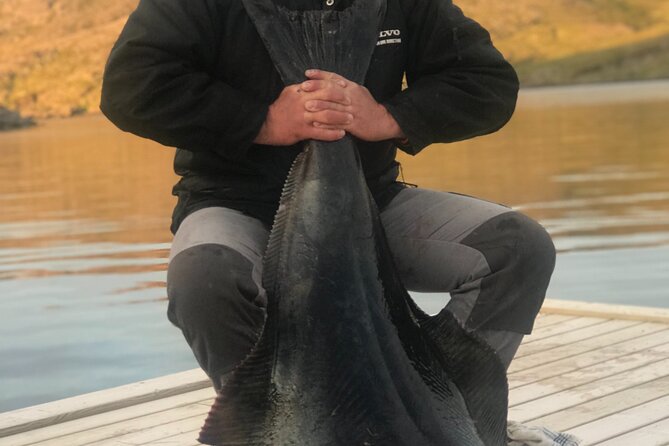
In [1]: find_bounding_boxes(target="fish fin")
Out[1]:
[368,192,508,445]
[262,147,309,296]
[198,148,312,445]
[201,161,432,446]
[422,310,509,446]
[197,325,275,446]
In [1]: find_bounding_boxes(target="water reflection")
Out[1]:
[0,115,192,412]
[0,81,668,411]
[398,96,669,244]
[398,81,669,313]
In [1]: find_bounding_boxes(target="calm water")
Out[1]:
[1,81,668,411]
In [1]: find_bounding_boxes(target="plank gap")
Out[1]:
[22,396,213,446]
[525,375,669,432]
[591,416,669,445]
[514,320,642,360]
[511,355,669,408]
[510,326,669,376]
[565,394,669,444]
[509,338,669,390]
[521,318,610,345]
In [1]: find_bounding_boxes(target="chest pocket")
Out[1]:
[366,24,407,102]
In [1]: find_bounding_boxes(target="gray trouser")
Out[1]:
[166,188,556,385]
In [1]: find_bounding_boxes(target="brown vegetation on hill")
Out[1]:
[460,0,669,86]
[1,0,668,120]
[0,0,137,118]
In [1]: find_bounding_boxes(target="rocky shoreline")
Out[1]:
[0,106,35,131]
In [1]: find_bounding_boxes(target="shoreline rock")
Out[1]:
[0,106,36,131]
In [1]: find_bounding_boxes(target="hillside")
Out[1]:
[460,0,669,86]
[1,0,669,119]
[0,0,137,119]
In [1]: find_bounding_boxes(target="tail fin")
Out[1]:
[370,196,509,445]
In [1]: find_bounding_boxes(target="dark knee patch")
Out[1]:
[509,213,556,279]
[460,212,556,333]
[167,244,264,325]
[461,211,555,276]
[166,244,266,377]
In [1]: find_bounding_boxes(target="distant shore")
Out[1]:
[519,78,669,107]
[3,78,668,132]
[0,107,35,131]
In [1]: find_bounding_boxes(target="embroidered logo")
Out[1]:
[377,29,401,46]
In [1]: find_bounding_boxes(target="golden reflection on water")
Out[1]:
[1,82,668,411]
[0,115,178,247]
[0,87,668,261]
[399,92,669,246]
[0,118,189,411]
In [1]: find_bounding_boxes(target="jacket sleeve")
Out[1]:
[383,0,519,155]
[100,0,267,159]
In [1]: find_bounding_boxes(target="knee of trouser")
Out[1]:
[166,243,265,330]
[495,212,556,315]
[460,211,556,333]
[515,213,556,284]
[504,212,556,272]
[476,211,556,280]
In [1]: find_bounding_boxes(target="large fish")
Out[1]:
[198,1,509,444]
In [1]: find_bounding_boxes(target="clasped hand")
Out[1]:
[255,69,404,146]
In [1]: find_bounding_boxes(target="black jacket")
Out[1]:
[100,0,519,232]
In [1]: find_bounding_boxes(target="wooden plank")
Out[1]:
[515,320,640,359]
[1,388,214,446]
[29,404,208,446]
[510,341,669,403]
[139,430,201,446]
[509,328,669,389]
[508,358,669,422]
[541,299,669,324]
[595,417,669,446]
[532,314,578,330]
[520,317,608,344]
[566,395,669,445]
[528,375,669,432]
[0,301,664,443]
[509,323,667,373]
[16,393,212,446]
[0,369,210,439]
[88,414,204,446]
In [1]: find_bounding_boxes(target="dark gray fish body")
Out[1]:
[199,1,508,444]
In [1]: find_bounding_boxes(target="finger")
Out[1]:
[311,122,344,130]
[308,127,346,141]
[301,79,347,93]
[305,69,348,86]
[290,84,304,94]
[300,80,325,92]
[307,110,353,126]
[303,87,350,106]
[304,99,350,113]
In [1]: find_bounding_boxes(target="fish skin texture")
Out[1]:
[198,1,508,445]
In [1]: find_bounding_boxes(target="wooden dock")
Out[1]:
[1,299,668,445]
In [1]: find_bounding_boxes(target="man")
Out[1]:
[100,0,556,391]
